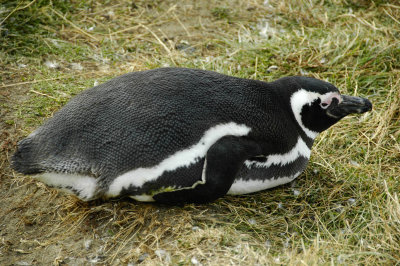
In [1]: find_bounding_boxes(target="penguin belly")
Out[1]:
[228,137,311,195]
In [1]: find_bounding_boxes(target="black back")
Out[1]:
[12,68,308,186]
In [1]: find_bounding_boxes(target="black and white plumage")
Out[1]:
[11,68,372,204]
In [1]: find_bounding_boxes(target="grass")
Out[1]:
[0,0,399,265]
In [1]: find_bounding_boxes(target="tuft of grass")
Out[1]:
[211,7,231,20]
[0,0,90,56]
[0,0,399,265]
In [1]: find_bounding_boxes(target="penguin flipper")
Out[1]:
[153,136,262,204]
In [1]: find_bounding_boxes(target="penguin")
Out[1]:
[11,67,372,204]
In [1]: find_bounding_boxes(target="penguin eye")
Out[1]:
[320,102,329,109]
[319,94,341,110]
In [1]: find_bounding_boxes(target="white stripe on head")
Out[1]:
[290,89,326,139]
[290,89,319,139]
[107,122,251,197]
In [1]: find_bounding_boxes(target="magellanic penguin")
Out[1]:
[11,68,372,204]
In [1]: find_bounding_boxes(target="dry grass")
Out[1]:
[0,0,399,265]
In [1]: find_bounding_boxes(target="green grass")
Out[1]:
[0,0,399,265]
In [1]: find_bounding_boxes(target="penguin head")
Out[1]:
[280,77,372,139]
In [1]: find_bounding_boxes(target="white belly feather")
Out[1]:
[37,173,98,201]
[227,172,301,195]
[228,137,311,195]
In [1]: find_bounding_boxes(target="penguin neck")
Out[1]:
[251,80,316,149]
[298,129,316,149]
[265,81,317,149]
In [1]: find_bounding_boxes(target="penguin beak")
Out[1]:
[328,95,372,118]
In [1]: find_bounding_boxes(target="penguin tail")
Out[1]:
[11,138,45,175]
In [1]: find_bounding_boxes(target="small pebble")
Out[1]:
[191,256,200,265]
[300,69,309,75]
[267,65,278,72]
[192,226,200,231]
[283,237,290,248]
[248,218,257,225]
[15,262,30,266]
[88,256,100,263]
[137,253,149,263]
[45,60,59,69]
[50,39,60,47]
[84,239,92,250]
[292,189,300,196]
[347,198,356,205]
[106,10,115,19]
[155,249,171,262]
[337,254,346,264]
[350,160,360,167]
[71,63,83,71]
